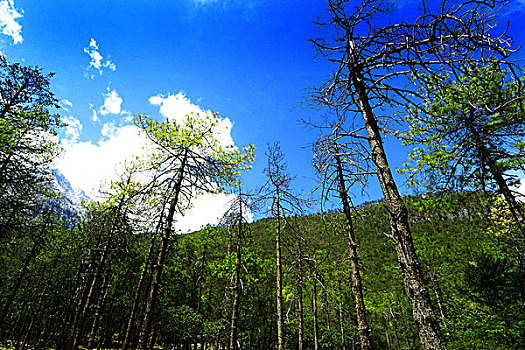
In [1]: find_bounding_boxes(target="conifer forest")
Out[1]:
[1,0,524,349]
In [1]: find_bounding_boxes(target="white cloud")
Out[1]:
[121,110,133,122]
[192,0,218,4]
[149,92,235,148]
[62,115,82,143]
[61,99,73,111]
[188,0,262,20]
[176,192,235,233]
[103,60,116,71]
[101,122,117,138]
[99,89,123,115]
[54,125,145,198]
[84,38,116,75]
[91,109,99,122]
[0,0,22,44]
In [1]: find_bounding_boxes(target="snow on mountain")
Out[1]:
[52,169,91,206]
[50,169,92,220]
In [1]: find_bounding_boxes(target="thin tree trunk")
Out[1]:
[275,191,285,350]
[383,314,392,350]
[338,280,347,350]
[468,122,525,264]
[21,278,50,345]
[137,152,188,350]
[229,194,243,350]
[196,241,207,314]
[71,215,120,350]
[389,307,401,350]
[86,265,114,348]
[350,62,446,350]
[67,249,100,350]
[194,241,208,350]
[122,233,157,350]
[335,154,373,350]
[312,278,319,350]
[27,226,71,347]
[13,297,29,343]
[323,284,332,335]
[296,246,304,350]
[433,287,446,320]
[58,258,85,349]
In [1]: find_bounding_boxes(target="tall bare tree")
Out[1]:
[310,1,518,348]
[259,142,307,350]
[312,129,374,350]
[221,189,253,350]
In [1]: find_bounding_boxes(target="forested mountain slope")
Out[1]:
[1,191,522,349]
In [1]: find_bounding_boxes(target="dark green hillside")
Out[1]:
[161,191,522,350]
[1,190,523,349]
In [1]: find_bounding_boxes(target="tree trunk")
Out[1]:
[58,258,84,349]
[21,283,47,345]
[337,280,347,350]
[335,154,373,350]
[351,65,446,350]
[138,152,188,350]
[296,246,304,350]
[87,265,114,349]
[383,314,392,350]
[312,278,319,350]
[67,249,100,350]
[323,284,332,335]
[229,195,243,350]
[122,233,157,350]
[275,191,285,350]
[70,205,123,350]
[468,121,525,263]
[388,307,401,350]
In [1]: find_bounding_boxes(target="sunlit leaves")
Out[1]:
[401,64,525,193]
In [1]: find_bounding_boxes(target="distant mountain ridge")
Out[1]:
[52,169,91,205]
[50,169,91,221]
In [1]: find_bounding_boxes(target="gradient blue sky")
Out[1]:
[1,0,525,230]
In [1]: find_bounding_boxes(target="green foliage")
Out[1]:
[400,64,525,193]
[134,112,255,194]
[443,253,525,349]
[0,56,64,240]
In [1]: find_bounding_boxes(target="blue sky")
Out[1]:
[1,0,525,230]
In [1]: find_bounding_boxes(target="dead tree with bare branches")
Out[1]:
[309,1,518,349]
[312,126,374,350]
[258,142,308,350]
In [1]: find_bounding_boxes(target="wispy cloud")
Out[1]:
[60,99,73,111]
[190,0,218,5]
[62,115,83,143]
[0,0,22,44]
[189,0,262,20]
[84,38,116,77]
